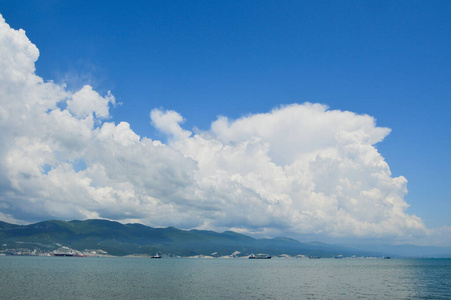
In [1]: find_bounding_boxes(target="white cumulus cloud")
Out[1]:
[0,14,433,243]
[67,85,115,119]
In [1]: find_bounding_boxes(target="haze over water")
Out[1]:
[1,256,450,299]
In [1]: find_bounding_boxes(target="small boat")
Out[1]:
[384,256,391,259]
[249,253,271,259]
[151,253,161,259]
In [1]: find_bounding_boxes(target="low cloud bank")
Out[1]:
[0,15,431,243]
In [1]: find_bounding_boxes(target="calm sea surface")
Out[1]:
[1,256,450,299]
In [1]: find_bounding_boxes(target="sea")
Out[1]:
[1,256,450,300]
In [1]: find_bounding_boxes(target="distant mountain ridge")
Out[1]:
[1,219,450,257]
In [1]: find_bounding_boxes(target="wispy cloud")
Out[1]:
[0,14,434,244]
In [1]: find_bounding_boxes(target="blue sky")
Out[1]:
[0,1,449,245]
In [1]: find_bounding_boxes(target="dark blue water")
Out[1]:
[1,256,450,299]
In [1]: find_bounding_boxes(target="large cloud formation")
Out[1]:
[0,15,428,241]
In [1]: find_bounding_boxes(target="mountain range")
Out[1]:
[1,219,449,258]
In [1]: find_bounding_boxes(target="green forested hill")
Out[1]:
[2,219,438,257]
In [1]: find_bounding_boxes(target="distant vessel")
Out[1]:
[151,253,161,259]
[249,253,271,259]
[53,253,86,257]
[53,253,74,257]
[384,256,391,259]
